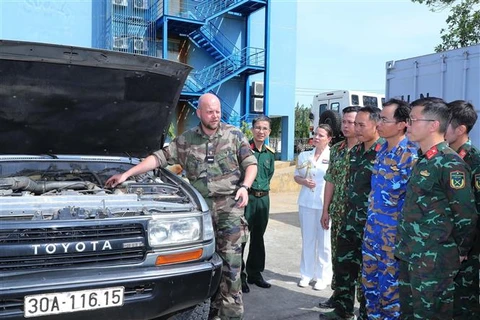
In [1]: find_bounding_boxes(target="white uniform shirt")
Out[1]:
[294,146,330,210]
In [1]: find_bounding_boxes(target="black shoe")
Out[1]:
[242,281,250,293]
[318,297,336,309]
[247,278,271,288]
[318,310,354,320]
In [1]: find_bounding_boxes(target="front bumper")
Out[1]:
[0,253,222,320]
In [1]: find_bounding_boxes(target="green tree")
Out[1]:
[167,123,176,140]
[240,121,253,140]
[270,117,281,138]
[295,103,310,138]
[412,0,480,52]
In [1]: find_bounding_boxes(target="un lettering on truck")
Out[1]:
[385,44,480,148]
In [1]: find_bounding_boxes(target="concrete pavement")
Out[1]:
[242,192,334,320]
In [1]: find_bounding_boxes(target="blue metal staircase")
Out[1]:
[182,46,264,95]
[188,22,240,61]
[155,0,267,124]
[195,0,266,22]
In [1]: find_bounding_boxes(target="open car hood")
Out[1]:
[0,40,192,157]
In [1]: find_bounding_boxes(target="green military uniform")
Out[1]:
[153,123,257,320]
[241,141,275,282]
[453,139,480,319]
[395,142,478,320]
[323,140,354,291]
[329,138,383,320]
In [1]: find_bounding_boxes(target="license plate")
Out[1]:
[24,287,124,318]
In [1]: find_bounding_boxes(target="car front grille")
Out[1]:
[0,223,147,271]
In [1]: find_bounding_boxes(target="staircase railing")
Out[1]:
[189,47,264,91]
[154,0,200,20]
[191,21,240,58]
[194,0,243,21]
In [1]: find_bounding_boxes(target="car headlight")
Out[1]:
[148,217,201,247]
[202,211,214,241]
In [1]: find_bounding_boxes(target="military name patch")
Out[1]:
[475,174,480,191]
[450,171,466,190]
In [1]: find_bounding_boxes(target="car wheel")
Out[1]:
[166,299,210,320]
[319,110,341,137]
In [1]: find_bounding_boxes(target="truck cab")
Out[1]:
[310,90,385,143]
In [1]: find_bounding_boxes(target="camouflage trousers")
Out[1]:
[332,230,366,319]
[206,196,247,320]
[398,259,457,320]
[361,240,400,320]
[330,215,343,291]
[453,234,480,319]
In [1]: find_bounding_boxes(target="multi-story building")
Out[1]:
[2,0,296,160]
[93,0,296,160]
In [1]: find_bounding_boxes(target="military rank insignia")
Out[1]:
[450,171,466,189]
[475,174,480,190]
[420,170,430,177]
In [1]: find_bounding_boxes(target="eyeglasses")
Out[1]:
[407,117,436,126]
[253,126,270,132]
[379,117,397,124]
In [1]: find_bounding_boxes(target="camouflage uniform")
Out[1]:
[153,123,257,320]
[395,142,478,320]
[361,137,417,320]
[241,141,275,282]
[331,138,383,319]
[324,140,353,291]
[453,140,480,319]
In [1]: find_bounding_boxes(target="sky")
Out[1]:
[0,0,92,47]
[0,0,450,108]
[295,0,450,106]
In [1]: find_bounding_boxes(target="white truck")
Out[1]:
[310,90,385,143]
[385,44,480,148]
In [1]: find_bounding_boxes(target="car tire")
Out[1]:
[166,299,210,320]
[319,110,341,137]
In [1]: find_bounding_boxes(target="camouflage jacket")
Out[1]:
[455,139,480,214]
[249,141,275,192]
[363,137,418,251]
[344,138,384,237]
[395,142,478,272]
[153,123,257,198]
[324,140,353,223]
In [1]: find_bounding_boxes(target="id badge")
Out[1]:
[206,155,215,164]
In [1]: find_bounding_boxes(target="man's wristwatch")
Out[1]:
[240,184,250,191]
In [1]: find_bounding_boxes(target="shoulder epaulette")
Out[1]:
[265,145,275,153]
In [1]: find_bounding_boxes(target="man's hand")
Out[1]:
[321,211,330,230]
[235,187,249,208]
[460,255,468,263]
[105,173,127,188]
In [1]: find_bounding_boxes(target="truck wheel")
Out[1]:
[167,299,210,320]
[319,110,341,137]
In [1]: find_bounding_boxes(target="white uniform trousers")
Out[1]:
[298,205,333,282]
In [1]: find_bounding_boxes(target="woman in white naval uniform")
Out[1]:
[294,124,333,290]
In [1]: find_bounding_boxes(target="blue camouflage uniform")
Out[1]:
[362,137,417,320]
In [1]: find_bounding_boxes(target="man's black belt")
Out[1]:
[249,189,269,197]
